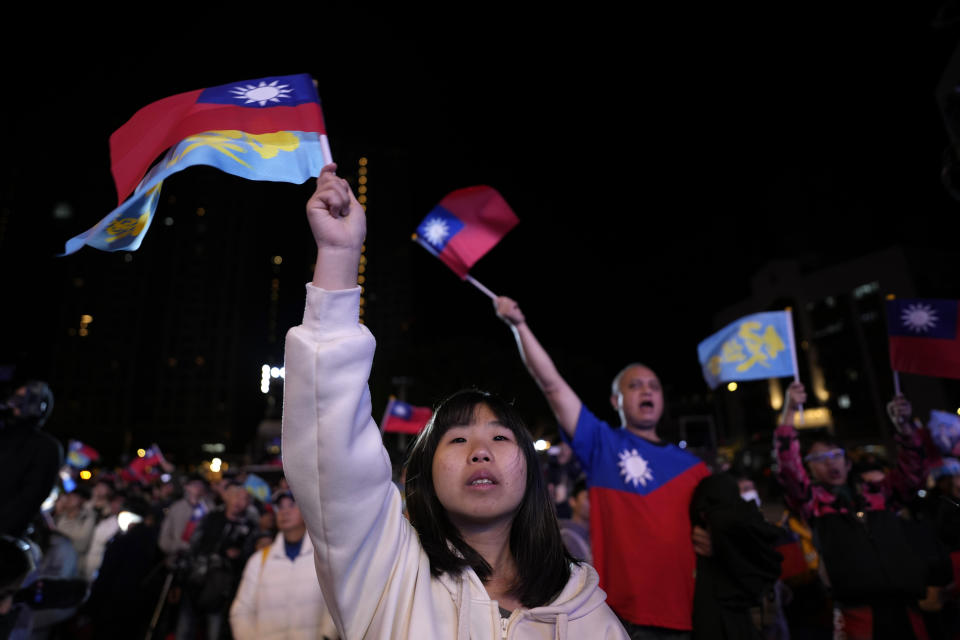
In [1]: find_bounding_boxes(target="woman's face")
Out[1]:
[431,403,527,530]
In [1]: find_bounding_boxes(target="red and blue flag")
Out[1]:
[886,298,960,379]
[414,186,519,278]
[110,73,326,203]
[66,439,100,469]
[123,446,165,484]
[381,398,433,434]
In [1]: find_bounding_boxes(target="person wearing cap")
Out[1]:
[229,489,337,639]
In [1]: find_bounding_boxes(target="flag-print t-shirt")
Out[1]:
[571,405,710,630]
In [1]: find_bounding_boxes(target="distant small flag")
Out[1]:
[124,446,164,484]
[886,298,960,380]
[381,397,433,434]
[66,440,100,469]
[244,473,271,502]
[413,185,519,278]
[697,311,797,390]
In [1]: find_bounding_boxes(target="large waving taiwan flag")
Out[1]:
[886,298,960,379]
[413,186,519,278]
[110,73,326,203]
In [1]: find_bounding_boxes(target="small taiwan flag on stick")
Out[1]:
[381,397,433,434]
[412,185,519,299]
[886,298,960,382]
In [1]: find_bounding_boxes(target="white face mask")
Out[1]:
[740,490,761,507]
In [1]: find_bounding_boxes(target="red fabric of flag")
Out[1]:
[109,74,326,203]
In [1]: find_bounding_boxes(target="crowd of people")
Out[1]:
[1,165,959,640]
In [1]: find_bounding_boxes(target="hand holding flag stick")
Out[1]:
[306,164,367,291]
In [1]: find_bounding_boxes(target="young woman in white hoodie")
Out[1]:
[281,164,629,640]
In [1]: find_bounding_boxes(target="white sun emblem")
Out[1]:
[618,449,654,488]
[229,80,294,107]
[901,303,939,333]
[422,217,451,245]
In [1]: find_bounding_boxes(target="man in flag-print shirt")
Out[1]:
[496,297,711,639]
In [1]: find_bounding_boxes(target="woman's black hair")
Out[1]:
[404,389,574,608]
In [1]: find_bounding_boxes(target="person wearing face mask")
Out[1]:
[281,165,628,639]
[689,472,784,640]
[773,381,932,640]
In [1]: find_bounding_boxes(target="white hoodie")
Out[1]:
[282,285,628,640]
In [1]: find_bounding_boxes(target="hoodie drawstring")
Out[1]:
[456,577,470,640]
[554,612,568,640]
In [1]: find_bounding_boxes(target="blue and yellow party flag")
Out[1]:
[244,473,271,502]
[696,310,798,390]
[61,129,328,255]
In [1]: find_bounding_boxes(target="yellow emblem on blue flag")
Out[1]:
[697,311,797,389]
[61,130,328,255]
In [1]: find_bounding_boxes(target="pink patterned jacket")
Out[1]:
[772,420,929,520]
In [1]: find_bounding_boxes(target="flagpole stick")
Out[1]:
[893,370,901,397]
[320,134,333,166]
[464,275,497,300]
[412,235,497,300]
[785,308,804,426]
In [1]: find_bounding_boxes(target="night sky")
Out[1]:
[3,6,960,458]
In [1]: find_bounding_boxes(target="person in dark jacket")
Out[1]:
[85,496,163,639]
[690,472,783,640]
[0,381,62,538]
[174,480,257,640]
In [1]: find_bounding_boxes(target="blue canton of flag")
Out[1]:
[198,76,320,107]
[416,207,465,252]
[391,401,412,418]
[62,130,328,255]
[697,310,797,390]
[588,430,701,495]
[886,299,958,339]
